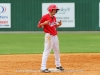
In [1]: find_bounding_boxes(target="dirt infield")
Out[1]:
[0,53,100,75]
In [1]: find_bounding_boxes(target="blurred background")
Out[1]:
[0,0,100,31]
[0,0,100,54]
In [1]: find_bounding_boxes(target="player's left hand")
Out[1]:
[57,20,62,26]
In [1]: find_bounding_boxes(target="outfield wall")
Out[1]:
[0,0,100,31]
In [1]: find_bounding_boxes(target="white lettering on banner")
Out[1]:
[42,3,75,28]
[0,3,11,28]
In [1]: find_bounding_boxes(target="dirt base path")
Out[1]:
[0,53,100,75]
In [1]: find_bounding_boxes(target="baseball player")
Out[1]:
[37,4,64,73]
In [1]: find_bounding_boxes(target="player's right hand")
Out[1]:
[44,20,50,25]
[40,20,50,27]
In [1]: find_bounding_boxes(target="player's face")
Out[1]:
[51,9,57,15]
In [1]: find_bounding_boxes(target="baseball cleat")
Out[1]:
[41,69,51,73]
[56,66,64,71]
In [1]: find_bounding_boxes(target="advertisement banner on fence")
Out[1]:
[0,3,11,28]
[42,3,75,28]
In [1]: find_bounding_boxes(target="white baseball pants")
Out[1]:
[41,33,61,70]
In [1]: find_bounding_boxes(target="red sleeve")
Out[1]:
[54,16,58,28]
[37,16,45,28]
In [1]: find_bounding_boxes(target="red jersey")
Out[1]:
[38,14,58,36]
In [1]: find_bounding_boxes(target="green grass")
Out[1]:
[0,32,100,54]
